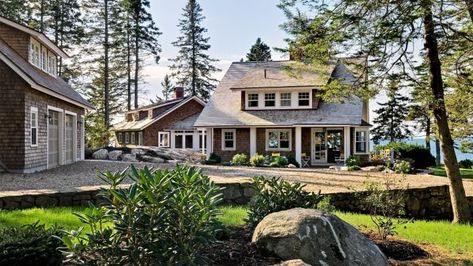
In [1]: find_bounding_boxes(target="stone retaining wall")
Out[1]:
[1,183,472,221]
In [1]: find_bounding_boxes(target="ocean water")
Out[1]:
[371,138,472,162]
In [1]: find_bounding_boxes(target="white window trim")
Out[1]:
[265,129,292,151]
[158,131,170,147]
[30,107,38,147]
[221,129,236,151]
[46,105,65,169]
[354,128,370,155]
[131,132,136,144]
[64,111,78,164]
[117,132,123,144]
[245,89,313,110]
[125,132,130,144]
[138,132,143,145]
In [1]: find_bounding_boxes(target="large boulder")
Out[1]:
[273,259,311,266]
[141,155,165,163]
[92,149,108,160]
[252,208,388,266]
[108,150,123,161]
[131,148,145,155]
[121,153,138,162]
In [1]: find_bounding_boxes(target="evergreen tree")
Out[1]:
[371,80,411,144]
[246,38,271,61]
[170,0,219,101]
[161,74,173,100]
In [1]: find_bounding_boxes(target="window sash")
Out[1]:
[221,129,236,150]
[355,130,368,153]
[158,132,170,147]
[264,93,276,107]
[125,133,130,144]
[298,92,310,106]
[280,93,291,106]
[248,93,259,107]
[131,132,136,144]
[266,129,291,151]
[31,108,38,146]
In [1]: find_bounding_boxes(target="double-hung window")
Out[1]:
[125,133,130,144]
[221,129,236,150]
[266,129,291,151]
[117,132,123,143]
[158,132,170,147]
[264,93,276,107]
[298,92,310,106]
[131,132,136,144]
[248,93,259,108]
[355,129,369,154]
[280,93,291,107]
[31,107,38,146]
[138,132,143,145]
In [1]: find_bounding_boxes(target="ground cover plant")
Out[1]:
[429,165,473,179]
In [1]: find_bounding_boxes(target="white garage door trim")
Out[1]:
[47,106,64,169]
[65,111,77,164]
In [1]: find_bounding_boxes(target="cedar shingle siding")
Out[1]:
[0,23,29,60]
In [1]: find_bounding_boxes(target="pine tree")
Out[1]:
[161,74,173,100]
[246,38,271,62]
[170,0,219,101]
[371,80,411,144]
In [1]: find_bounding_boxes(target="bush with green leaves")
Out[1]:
[246,176,324,227]
[346,155,360,167]
[250,153,266,167]
[348,165,361,171]
[0,222,64,265]
[374,142,435,169]
[231,153,248,166]
[205,153,222,165]
[270,156,289,167]
[287,154,300,167]
[61,165,223,265]
[363,175,410,240]
[459,159,473,169]
[394,160,413,174]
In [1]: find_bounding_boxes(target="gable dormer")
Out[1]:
[29,37,58,76]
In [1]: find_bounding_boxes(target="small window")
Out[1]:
[298,92,310,106]
[159,132,170,147]
[131,132,136,144]
[41,48,47,70]
[266,129,291,151]
[265,93,276,107]
[138,132,143,145]
[280,93,291,107]
[248,93,259,107]
[117,132,123,143]
[355,129,369,154]
[31,107,38,146]
[221,129,236,150]
[125,133,130,144]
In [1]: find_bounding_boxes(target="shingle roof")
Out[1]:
[165,113,200,130]
[0,39,92,108]
[194,60,364,127]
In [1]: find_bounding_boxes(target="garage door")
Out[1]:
[48,110,60,168]
[65,114,74,164]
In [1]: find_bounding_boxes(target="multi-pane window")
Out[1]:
[41,48,47,70]
[125,133,130,144]
[117,132,123,143]
[267,129,291,150]
[222,129,236,150]
[131,132,136,144]
[280,93,291,107]
[264,93,276,107]
[298,92,310,106]
[158,132,170,147]
[248,93,259,107]
[29,39,57,76]
[31,107,38,146]
[355,129,368,154]
[138,132,143,145]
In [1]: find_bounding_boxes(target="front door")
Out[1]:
[48,110,60,168]
[311,128,327,164]
[326,129,343,163]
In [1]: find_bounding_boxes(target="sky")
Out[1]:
[142,0,382,124]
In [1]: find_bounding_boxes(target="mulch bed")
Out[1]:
[203,228,430,265]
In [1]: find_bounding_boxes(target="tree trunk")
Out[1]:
[104,0,110,128]
[40,0,45,32]
[425,115,431,150]
[422,0,472,223]
[126,12,132,111]
[134,2,140,109]
[466,0,473,21]
[435,138,441,165]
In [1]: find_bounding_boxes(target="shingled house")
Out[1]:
[0,16,92,173]
[113,87,206,150]
[194,60,371,166]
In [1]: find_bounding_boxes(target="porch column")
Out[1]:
[193,130,200,151]
[295,126,302,167]
[344,126,351,162]
[205,128,213,159]
[201,129,206,155]
[250,127,257,156]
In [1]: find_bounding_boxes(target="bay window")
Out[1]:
[266,129,291,151]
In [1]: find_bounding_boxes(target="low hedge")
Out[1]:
[374,142,436,169]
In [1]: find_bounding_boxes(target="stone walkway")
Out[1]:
[1,160,472,196]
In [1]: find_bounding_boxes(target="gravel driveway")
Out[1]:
[1,160,472,196]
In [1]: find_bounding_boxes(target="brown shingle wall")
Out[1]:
[0,23,30,60]
[24,88,85,170]
[143,100,203,146]
[302,127,311,155]
[212,128,250,162]
[0,60,26,170]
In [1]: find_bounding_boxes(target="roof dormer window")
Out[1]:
[245,90,313,110]
[29,38,57,77]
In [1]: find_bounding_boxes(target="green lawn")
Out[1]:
[429,165,473,179]
[1,206,472,257]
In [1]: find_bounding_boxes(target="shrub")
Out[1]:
[250,153,265,167]
[270,156,289,167]
[0,222,64,265]
[62,165,223,265]
[231,153,248,166]
[348,165,361,171]
[394,160,412,174]
[246,176,324,227]
[346,155,360,167]
[374,142,435,169]
[205,153,222,165]
[376,165,386,172]
[363,175,410,240]
[459,159,473,169]
[287,154,300,168]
